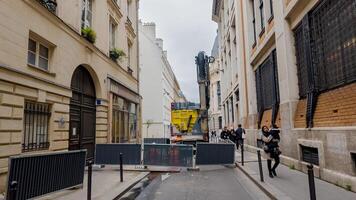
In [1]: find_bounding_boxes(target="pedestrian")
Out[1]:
[235,124,246,150]
[259,125,281,178]
[229,126,236,143]
[221,126,229,140]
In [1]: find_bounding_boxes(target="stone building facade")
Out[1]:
[213,0,356,191]
[208,36,223,133]
[139,22,186,139]
[0,0,140,192]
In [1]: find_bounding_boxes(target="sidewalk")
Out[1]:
[235,149,356,200]
[37,166,149,200]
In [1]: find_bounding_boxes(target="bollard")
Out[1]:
[9,181,18,200]
[120,153,123,182]
[241,143,244,166]
[307,164,316,200]
[87,160,93,200]
[257,150,264,182]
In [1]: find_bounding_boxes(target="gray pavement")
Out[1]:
[236,149,356,200]
[37,166,149,200]
[136,165,269,200]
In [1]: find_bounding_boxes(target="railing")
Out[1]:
[6,150,86,200]
[95,144,141,165]
[143,144,193,167]
[196,143,235,165]
[38,0,57,13]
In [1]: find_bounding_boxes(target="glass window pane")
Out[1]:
[39,45,49,58]
[28,39,36,52]
[39,57,49,70]
[28,51,36,65]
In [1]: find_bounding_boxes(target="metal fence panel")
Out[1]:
[144,138,170,144]
[95,144,141,165]
[196,143,235,165]
[143,144,193,167]
[6,150,86,200]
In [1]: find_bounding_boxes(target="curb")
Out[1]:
[235,162,278,200]
[114,172,150,200]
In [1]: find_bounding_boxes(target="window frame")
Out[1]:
[258,0,265,36]
[251,0,257,47]
[109,18,117,50]
[23,101,51,152]
[81,0,93,29]
[27,38,50,71]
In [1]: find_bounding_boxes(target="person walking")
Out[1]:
[220,126,229,140]
[235,124,246,150]
[260,125,281,178]
[229,126,236,143]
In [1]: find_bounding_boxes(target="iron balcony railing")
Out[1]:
[38,0,57,14]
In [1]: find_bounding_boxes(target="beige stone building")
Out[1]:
[0,0,140,192]
[208,35,223,132]
[213,0,356,191]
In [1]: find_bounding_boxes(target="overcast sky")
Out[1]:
[139,0,217,103]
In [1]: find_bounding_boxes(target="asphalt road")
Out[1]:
[136,166,268,200]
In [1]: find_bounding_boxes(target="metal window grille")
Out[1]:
[255,50,279,115]
[294,0,356,97]
[301,145,319,166]
[23,102,51,152]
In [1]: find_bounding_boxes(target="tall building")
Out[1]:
[139,22,186,139]
[208,35,223,132]
[213,0,356,190]
[0,0,140,192]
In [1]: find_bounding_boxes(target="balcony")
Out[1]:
[38,0,57,14]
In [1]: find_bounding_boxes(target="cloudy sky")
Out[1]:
[139,0,217,103]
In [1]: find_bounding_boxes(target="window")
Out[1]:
[27,38,49,71]
[255,50,279,126]
[230,96,234,122]
[251,0,257,46]
[259,0,265,31]
[351,152,356,173]
[269,0,274,20]
[109,19,117,50]
[294,0,356,98]
[81,0,92,29]
[127,41,132,66]
[129,103,137,140]
[112,95,137,143]
[23,101,51,152]
[218,116,223,129]
[217,81,221,109]
[301,145,319,166]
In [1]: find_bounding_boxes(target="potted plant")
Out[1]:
[109,48,126,61]
[81,27,96,43]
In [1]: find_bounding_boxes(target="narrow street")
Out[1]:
[136,166,268,200]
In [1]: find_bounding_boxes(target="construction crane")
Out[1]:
[195,51,215,142]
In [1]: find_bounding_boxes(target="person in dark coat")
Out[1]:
[235,124,246,150]
[260,125,281,178]
[220,126,229,140]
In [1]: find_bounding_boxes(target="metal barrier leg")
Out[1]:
[120,153,123,182]
[308,164,316,200]
[257,150,264,182]
[241,143,244,166]
[87,160,93,200]
[9,181,18,200]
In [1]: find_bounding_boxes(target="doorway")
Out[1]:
[69,66,96,160]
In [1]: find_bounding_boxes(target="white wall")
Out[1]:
[139,22,184,139]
